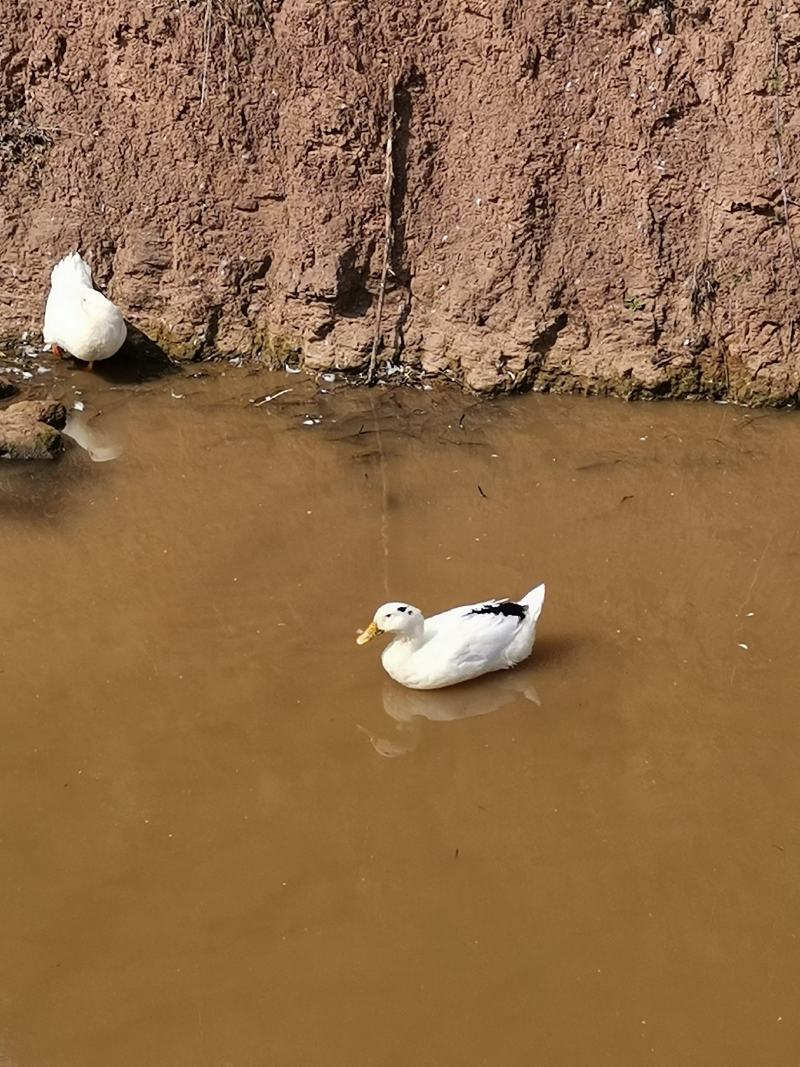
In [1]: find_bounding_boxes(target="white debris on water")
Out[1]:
[252,388,292,406]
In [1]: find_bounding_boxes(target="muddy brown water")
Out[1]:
[2,361,800,1066]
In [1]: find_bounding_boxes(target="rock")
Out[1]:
[0,399,67,459]
[7,399,67,429]
[0,376,16,399]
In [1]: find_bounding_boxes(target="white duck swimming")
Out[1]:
[356,584,545,690]
[43,253,127,370]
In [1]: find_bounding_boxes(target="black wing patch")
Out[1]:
[468,600,527,622]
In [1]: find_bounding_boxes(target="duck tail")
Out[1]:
[521,583,546,622]
[50,252,94,290]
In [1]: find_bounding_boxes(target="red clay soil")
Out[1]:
[1,0,799,400]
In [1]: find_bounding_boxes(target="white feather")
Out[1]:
[49,251,94,289]
[358,584,546,690]
[43,253,126,363]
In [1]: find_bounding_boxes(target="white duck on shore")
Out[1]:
[43,252,126,370]
[356,583,546,690]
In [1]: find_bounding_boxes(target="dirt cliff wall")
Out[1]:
[1,0,799,399]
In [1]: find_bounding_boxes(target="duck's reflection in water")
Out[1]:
[358,671,541,758]
[63,412,124,462]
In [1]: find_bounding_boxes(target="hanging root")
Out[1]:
[366,74,397,386]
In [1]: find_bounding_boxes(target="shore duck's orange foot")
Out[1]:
[52,344,63,358]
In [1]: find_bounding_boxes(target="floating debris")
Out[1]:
[251,388,292,406]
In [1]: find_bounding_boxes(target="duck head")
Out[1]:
[356,602,424,644]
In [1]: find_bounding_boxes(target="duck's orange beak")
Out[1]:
[356,621,382,645]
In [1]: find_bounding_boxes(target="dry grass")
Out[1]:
[0,113,52,174]
[690,259,718,318]
[189,0,272,107]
